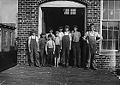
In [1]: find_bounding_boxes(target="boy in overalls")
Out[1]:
[62,25,72,67]
[83,24,103,70]
[45,34,55,67]
[28,30,40,67]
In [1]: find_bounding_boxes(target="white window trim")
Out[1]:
[100,0,103,52]
[100,0,120,52]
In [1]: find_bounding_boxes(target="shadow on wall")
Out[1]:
[116,69,120,76]
[0,49,17,72]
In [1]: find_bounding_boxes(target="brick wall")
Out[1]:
[18,0,120,71]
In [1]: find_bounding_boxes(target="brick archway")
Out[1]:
[38,0,91,6]
[38,0,87,36]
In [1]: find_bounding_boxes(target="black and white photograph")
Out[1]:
[0,0,120,85]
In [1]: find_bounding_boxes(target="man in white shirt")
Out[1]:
[58,27,64,41]
[72,25,81,67]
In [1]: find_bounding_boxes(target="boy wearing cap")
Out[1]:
[61,25,72,67]
[28,30,40,67]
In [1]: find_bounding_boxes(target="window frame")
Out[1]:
[100,0,120,52]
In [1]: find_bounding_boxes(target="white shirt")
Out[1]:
[55,36,61,45]
[46,40,55,48]
[84,31,103,40]
[28,35,39,45]
[59,32,64,41]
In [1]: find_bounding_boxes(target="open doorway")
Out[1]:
[41,7,85,36]
[38,1,87,66]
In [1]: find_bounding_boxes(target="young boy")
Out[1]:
[28,30,40,67]
[39,33,47,67]
[55,31,61,67]
[62,25,72,67]
[45,34,55,67]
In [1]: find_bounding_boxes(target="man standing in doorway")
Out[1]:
[72,25,81,68]
[58,26,64,64]
[62,25,72,67]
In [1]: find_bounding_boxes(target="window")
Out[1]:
[64,9,69,15]
[102,0,120,50]
[64,8,76,15]
[4,31,8,46]
[10,32,13,46]
[0,28,1,51]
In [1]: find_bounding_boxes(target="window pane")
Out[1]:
[115,0,120,9]
[102,40,107,49]
[114,22,119,30]
[108,22,114,30]
[108,30,113,39]
[103,0,108,9]
[113,40,118,50]
[109,9,114,19]
[109,0,114,9]
[115,10,119,19]
[115,40,118,50]
[102,22,107,29]
[119,1,120,8]
[102,30,107,39]
[113,31,118,39]
[119,10,120,19]
[103,9,108,19]
[107,40,112,49]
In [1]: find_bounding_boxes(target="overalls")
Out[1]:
[30,37,40,67]
[62,35,70,66]
[87,32,96,69]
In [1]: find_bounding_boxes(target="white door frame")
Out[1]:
[38,1,86,37]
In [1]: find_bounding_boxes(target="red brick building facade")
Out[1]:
[18,0,120,71]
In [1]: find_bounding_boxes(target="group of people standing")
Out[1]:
[27,24,103,70]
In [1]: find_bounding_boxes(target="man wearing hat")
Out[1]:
[83,23,103,70]
[28,29,40,67]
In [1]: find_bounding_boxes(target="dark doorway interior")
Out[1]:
[42,7,85,36]
[41,7,86,66]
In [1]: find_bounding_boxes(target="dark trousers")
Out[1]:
[62,46,69,66]
[86,43,96,69]
[55,45,61,58]
[30,49,40,67]
[72,42,81,67]
[47,48,54,66]
[40,49,46,66]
